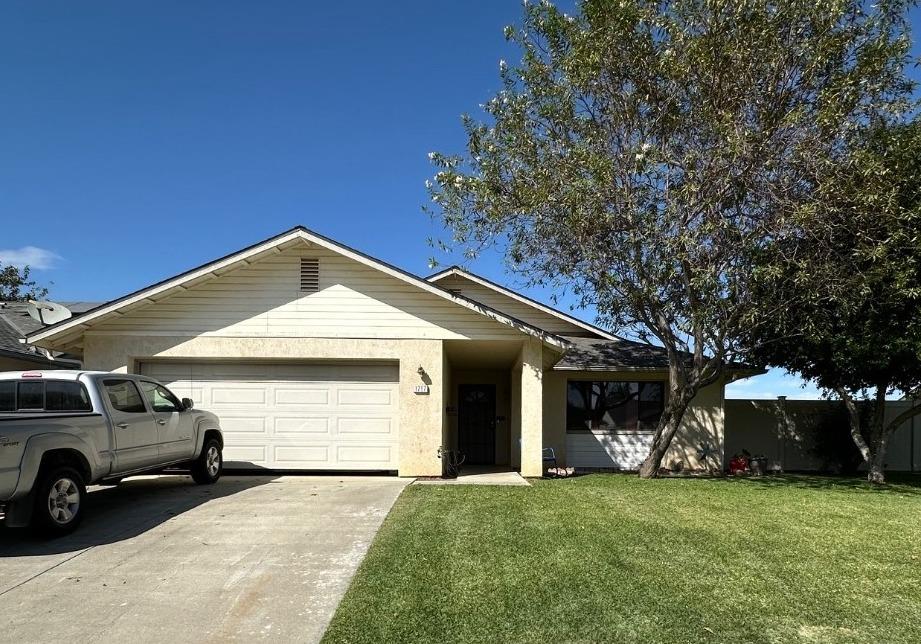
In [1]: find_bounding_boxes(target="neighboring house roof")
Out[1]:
[26,227,570,350]
[0,301,98,368]
[426,266,619,341]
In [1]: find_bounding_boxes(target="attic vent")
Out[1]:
[300,258,319,292]
[447,288,462,296]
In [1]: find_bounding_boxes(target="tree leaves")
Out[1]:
[425,0,915,474]
[0,263,49,302]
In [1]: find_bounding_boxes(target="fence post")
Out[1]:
[777,396,788,473]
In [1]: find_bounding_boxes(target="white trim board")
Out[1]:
[427,266,618,341]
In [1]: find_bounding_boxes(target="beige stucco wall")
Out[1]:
[542,370,725,471]
[518,337,544,477]
[82,334,445,477]
[663,379,724,470]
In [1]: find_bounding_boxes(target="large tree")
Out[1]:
[0,263,48,301]
[747,122,921,484]
[427,0,914,477]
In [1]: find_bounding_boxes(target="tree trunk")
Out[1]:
[866,448,886,484]
[837,385,891,485]
[638,397,692,478]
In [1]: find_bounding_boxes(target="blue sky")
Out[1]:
[1,1,915,400]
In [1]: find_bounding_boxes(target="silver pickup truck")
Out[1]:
[0,370,224,536]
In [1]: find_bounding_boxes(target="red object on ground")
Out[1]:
[729,455,749,475]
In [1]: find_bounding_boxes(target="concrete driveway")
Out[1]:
[0,475,409,643]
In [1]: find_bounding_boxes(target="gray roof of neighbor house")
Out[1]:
[0,301,100,367]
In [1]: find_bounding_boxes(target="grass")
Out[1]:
[322,474,921,644]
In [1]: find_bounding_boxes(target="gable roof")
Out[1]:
[26,227,570,350]
[427,266,619,341]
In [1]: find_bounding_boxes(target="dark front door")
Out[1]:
[458,384,496,465]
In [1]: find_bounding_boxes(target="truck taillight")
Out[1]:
[21,371,43,378]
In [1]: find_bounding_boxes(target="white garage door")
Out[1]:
[139,361,399,471]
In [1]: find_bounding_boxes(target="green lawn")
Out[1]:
[323,474,921,644]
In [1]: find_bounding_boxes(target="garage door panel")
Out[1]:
[218,416,270,440]
[337,388,393,407]
[274,388,329,406]
[337,445,393,464]
[337,417,394,435]
[274,417,330,435]
[212,386,267,405]
[274,445,329,465]
[140,361,399,470]
[225,445,268,464]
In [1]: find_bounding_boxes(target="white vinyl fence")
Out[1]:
[725,399,921,472]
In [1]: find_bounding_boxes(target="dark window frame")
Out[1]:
[566,379,666,433]
[0,380,93,413]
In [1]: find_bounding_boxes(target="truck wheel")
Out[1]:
[191,438,222,484]
[32,466,86,536]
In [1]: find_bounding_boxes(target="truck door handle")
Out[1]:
[116,422,129,429]
[156,419,167,425]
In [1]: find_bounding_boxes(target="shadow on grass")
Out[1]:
[723,472,921,495]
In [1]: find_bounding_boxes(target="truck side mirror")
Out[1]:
[181,398,194,410]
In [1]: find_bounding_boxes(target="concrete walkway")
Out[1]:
[413,467,530,486]
[0,474,409,643]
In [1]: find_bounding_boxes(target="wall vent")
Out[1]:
[300,258,319,292]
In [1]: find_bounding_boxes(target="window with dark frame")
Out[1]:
[0,380,92,412]
[566,380,665,432]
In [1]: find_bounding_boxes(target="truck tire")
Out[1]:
[191,438,222,484]
[32,466,86,536]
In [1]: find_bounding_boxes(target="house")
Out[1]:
[0,301,97,371]
[26,226,733,477]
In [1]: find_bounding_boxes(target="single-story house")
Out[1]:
[0,301,96,371]
[26,227,736,477]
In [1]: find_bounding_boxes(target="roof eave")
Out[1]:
[426,267,619,342]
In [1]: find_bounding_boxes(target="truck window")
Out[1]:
[103,380,147,413]
[139,381,183,413]
[17,382,44,410]
[45,381,93,412]
[0,382,13,411]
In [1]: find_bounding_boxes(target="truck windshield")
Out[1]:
[0,380,92,412]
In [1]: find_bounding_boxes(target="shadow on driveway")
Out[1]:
[0,474,277,556]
